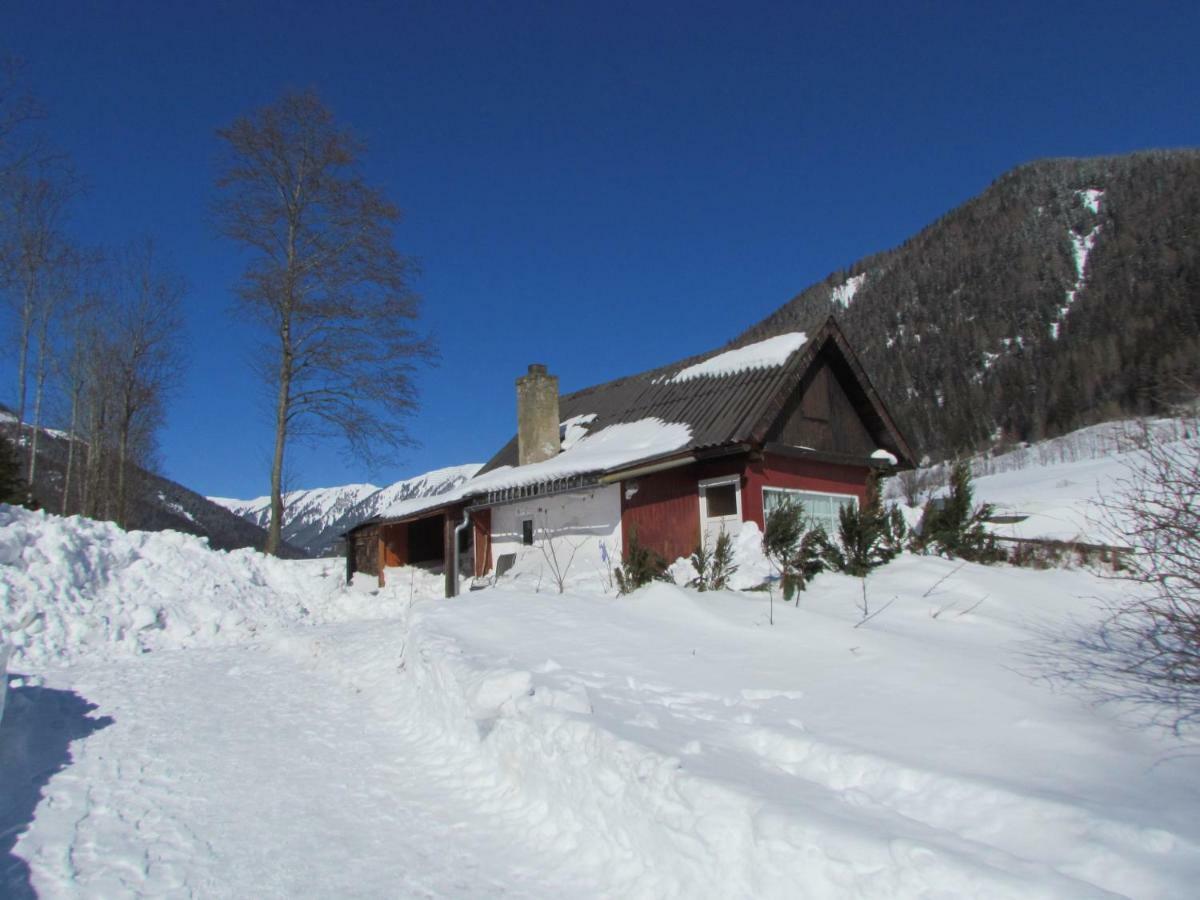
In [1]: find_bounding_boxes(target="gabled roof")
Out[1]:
[478,316,914,477]
[355,317,914,531]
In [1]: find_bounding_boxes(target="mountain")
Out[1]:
[211,463,482,556]
[2,412,305,557]
[735,149,1200,459]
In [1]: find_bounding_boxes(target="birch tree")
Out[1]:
[215,90,429,555]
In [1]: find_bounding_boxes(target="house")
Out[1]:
[345,317,914,596]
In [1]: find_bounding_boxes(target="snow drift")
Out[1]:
[0,505,365,669]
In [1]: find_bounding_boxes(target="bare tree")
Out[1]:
[0,56,43,180]
[215,90,430,555]
[1098,419,1200,718]
[0,157,75,471]
[107,240,185,527]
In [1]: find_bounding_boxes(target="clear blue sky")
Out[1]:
[5,0,1198,499]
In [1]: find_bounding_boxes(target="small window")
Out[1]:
[704,482,738,518]
[521,519,534,545]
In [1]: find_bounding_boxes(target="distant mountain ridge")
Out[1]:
[735,149,1200,458]
[211,463,483,556]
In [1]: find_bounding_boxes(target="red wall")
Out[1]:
[621,453,869,563]
[620,467,701,563]
[742,453,869,529]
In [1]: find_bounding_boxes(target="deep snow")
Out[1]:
[3,432,1200,898]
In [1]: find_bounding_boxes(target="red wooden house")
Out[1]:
[345,317,914,595]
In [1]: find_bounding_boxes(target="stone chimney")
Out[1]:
[516,363,560,466]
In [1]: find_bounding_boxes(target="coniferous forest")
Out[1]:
[738,150,1200,460]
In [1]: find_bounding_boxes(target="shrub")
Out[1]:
[911,460,1004,563]
[690,529,738,592]
[615,528,669,595]
[831,473,904,576]
[763,500,834,601]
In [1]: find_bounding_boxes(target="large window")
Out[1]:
[763,487,857,536]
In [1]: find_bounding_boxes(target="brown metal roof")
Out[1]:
[478,317,915,476]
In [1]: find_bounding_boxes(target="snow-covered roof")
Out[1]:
[667,332,808,383]
[374,418,692,523]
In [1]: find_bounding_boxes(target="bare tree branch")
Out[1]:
[214,90,433,555]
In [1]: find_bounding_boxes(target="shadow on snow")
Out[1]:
[1,676,113,899]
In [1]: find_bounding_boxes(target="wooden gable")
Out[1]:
[755,323,914,467]
[766,350,876,456]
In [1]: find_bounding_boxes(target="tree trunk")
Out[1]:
[267,359,290,555]
[116,412,130,528]
[27,312,51,490]
[14,280,34,474]
[62,383,80,515]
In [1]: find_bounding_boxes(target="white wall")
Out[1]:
[489,484,622,590]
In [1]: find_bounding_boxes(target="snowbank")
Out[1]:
[281,559,1200,898]
[0,505,374,669]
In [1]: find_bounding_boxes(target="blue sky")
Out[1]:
[5,1,1198,499]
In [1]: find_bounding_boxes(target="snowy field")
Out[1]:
[2,466,1199,896]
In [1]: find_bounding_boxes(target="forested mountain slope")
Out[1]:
[2,414,303,557]
[738,150,1200,458]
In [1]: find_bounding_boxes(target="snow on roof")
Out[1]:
[375,417,692,522]
[560,413,597,452]
[667,332,808,383]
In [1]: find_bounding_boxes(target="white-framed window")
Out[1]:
[699,475,741,521]
[762,487,857,536]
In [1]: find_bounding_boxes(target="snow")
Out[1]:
[378,418,692,521]
[871,448,898,465]
[830,272,866,308]
[560,413,597,451]
[2,502,1199,896]
[893,419,1192,547]
[1077,188,1104,214]
[668,333,808,383]
[1052,193,1104,339]
[0,506,353,668]
[211,464,482,554]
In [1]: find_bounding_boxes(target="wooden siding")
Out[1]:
[742,452,870,530]
[767,351,876,457]
[620,459,750,563]
[351,524,381,577]
[380,523,409,568]
[473,508,492,577]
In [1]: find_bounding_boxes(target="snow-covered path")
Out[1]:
[5,621,579,899]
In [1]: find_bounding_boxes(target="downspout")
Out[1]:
[451,508,472,597]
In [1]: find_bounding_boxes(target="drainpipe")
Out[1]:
[451,508,472,597]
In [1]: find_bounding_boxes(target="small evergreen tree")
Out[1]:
[912,460,1003,563]
[764,500,833,601]
[690,530,738,592]
[831,473,906,576]
[615,527,669,595]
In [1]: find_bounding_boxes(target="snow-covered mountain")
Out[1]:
[211,463,482,556]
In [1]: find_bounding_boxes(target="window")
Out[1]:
[763,487,857,536]
[699,476,741,521]
[705,482,738,518]
[521,519,534,545]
